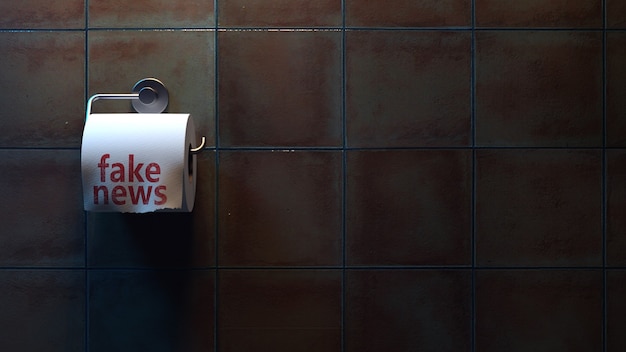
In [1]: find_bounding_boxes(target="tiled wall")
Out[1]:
[0,1,625,351]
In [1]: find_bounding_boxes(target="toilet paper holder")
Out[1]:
[86,78,206,154]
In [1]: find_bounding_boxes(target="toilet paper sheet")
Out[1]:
[81,113,197,213]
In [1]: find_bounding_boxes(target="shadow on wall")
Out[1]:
[87,212,215,352]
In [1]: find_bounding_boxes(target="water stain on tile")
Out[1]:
[607,150,626,265]
[0,0,84,29]
[346,270,471,352]
[346,0,470,27]
[0,150,84,267]
[219,0,340,27]
[218,151,342,266]
[607,0,626,28]
[476,270,602,352]
[218,269,341,351]
[90,0,213,28]
[219,31,341,147]
[347,150,472,265]
[607,33,626,146]
[347,31,471,147]
[0,32,84,147]
[476,31,602,147]
[0,270,85,351]
[476,149,602,266]
[476,0,601,27]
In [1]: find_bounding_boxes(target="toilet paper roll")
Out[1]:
[81,113,197,213]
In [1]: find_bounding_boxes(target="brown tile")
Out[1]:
[607,0,626,28]
[476,31,602,147]
[346,31,471,147]
[218,0,340,27]
[218,151,342,266]
[607,150,626,265]
[476,0,602,27]
[89,270,214,352]
[346,150,471,266]
[0,150,84,267]
[0,0,84,29]
[345,270,471,352]
[89,0,213,28]
[476,270,602,352]
[88,30,215,146]
[607,270,626,351]
[218,269,341,352]
[218,31,341,147]
[476,150,602,266]
[345,0,470,27]
[0,32,85,148]
[607,32,626,146]
[88,151,215,268]
[0,270,85,351]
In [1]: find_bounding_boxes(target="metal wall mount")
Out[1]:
[86,78,205,154]
[86,78,169,117]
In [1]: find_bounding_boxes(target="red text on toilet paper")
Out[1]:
[92,154,167,205]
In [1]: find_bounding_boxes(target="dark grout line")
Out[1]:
[86,27,218,31]
[471,0,477,349]
[208,146,618,152]
[5,27,626,33]
[0,147,82,151]
[602,2,608,351]
[341,1,348,350]
[0,28,86,32]
[7,145,626,152]
[0,266,618,272]
[6,146,626,151]
[0,265,607,270]
[84,2,90,350]
[213,2,220,350]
